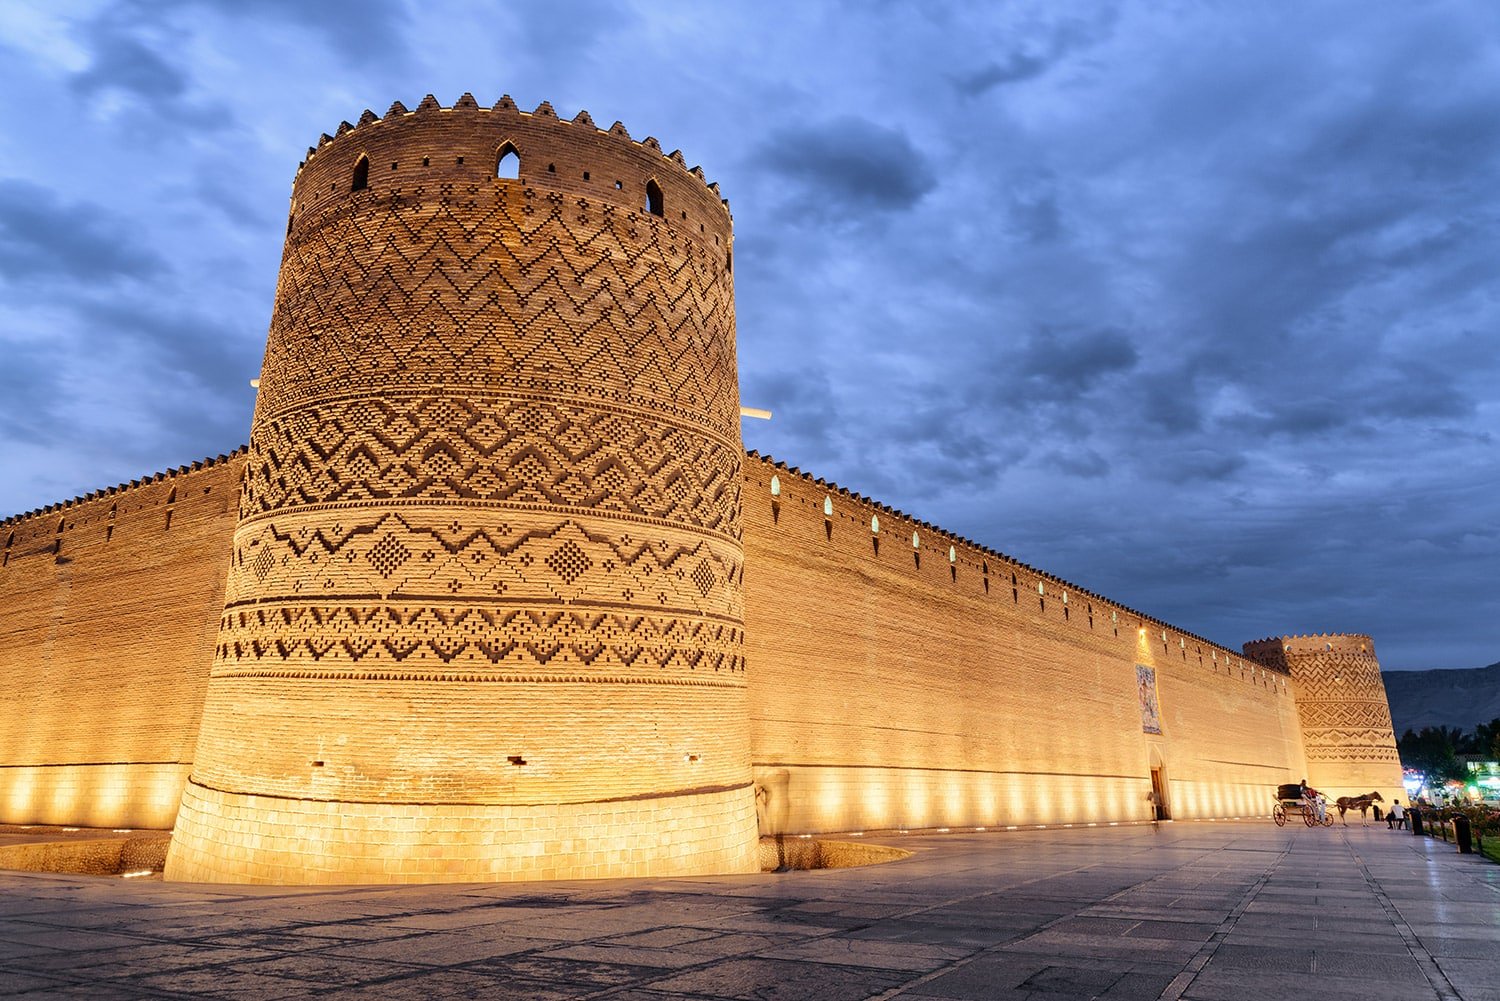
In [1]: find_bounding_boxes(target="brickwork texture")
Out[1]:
[1244,634,1404,804]
[163,95,758,883]
[0,457,241,829]
[741,458,1310,834]
[0,94,1407,883]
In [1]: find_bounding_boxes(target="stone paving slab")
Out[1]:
[0,821,1495,999]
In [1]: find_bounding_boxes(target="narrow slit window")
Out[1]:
[351,155,369,191]
[645,179,664,216]
[496,143,520,180]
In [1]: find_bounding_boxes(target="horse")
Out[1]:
[1335,791,1384,825]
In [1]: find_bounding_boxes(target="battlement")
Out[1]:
[285,93,733,256]
[1244,633,1376,667]
[746,451,1288,678]
[301,93,724,198]
[0,447,248,529]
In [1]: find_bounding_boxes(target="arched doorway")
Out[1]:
[1148,746,1171,820]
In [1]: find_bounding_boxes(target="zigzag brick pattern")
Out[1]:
[165,96,759,883]
[1244,634,1404,803]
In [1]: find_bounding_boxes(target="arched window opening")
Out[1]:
[496,142,521,180]
[351,155,369,192]
[645,179,664,217]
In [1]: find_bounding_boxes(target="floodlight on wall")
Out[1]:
[870,515,879,533]
[739,407,772,420]
[948,545,956,564]
[911,531,920,550]
[249,379,260,389]
[823,496,833,517]
[769,475,780,497]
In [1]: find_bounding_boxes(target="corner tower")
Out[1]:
[1244,633,1403,804]
[166,94,757,883]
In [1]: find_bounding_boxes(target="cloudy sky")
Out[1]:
[1,1,1495,670]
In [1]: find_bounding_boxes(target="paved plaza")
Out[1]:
[1,820,1495,1000]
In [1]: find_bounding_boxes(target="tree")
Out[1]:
[1397,727,1467,784]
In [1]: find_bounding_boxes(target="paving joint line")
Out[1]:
[1347,833,1461,1001]
[1156,839,1290,1001]
[861,841,1251,1001]
[574,853,1146,1001]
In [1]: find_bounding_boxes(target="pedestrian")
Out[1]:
[1389,800,1407,830]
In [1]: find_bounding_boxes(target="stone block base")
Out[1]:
[164,780,759,884]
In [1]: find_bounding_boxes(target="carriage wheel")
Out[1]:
[1273,804,1287,826]
[1322,814,1334,827]
[1303,808,1317,827]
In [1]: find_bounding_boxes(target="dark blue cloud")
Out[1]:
[0,181,166,283]
[1019,327,1138,393]
[754,115,937,216]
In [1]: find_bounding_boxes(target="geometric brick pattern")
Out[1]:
[1243,634,1404,801]
[215,513,744,677]
[167,97,758,883]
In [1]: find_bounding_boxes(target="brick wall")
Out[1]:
[741,456,1309,833]
[0,456,243,828]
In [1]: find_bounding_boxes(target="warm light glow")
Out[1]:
[121,870,154,878]
[739,406,772,419]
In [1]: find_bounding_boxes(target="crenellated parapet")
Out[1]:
[1,449,248,569]
[299,93,728,208]
[747,451,1288,686]
[1,448,247,528]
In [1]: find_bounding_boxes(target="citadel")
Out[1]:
[0,95,1404,884]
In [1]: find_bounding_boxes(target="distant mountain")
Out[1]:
[1382,661,1500,735]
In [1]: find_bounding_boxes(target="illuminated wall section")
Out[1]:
[1244,634,1403,805]
[741,455,1309,834]
[0,456,243,829]
[165,95,758,884]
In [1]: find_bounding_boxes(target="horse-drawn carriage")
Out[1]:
[1272,783,1332,827]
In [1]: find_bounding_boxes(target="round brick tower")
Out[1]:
[165,94,758,883]
[1243,633,1404,805]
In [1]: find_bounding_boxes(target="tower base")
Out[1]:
[164,780,759,884]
